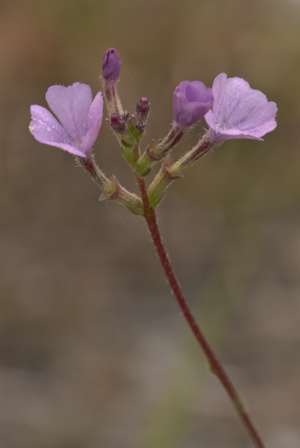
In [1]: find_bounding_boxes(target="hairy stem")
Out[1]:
[77,155,114,194]
[135,173,266,448]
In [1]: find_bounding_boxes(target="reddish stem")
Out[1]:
[136,174,266,448]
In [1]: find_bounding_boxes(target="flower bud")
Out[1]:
[173,81,213,128]
[110,113,126,134]
[136,97,150,124]
[102,48,122,81]
[127,114,146,140]
[108,113,136,167]
[102,49,123,117]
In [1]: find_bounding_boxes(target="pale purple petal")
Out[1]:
[30,105,68,143]
[211,73,227,119]
[236,102,277,135]
[205,73,277,143]
[185,81,212,103]
[214,129,263,142]
[173,93,191,126]
[217,78,267,129]
[29,105,86,157]
[81,92,103,154]
[40,141,86,157]
[175,81,189,95]
[46,83,93,142]
[173,81,213,127]
[86,92,103,133]
[191,103,215,126]
[30,83,103,158]
[204,109,215,130]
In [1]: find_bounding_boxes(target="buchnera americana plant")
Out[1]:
[29,47,277,448]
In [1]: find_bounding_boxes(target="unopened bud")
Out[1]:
[109,113,136,167]
[121,111,130,122]
[102,48,123,116]
[110,113,126,134]
[102,48,122,81]
[127,115,146,140]
[136,97,150,123]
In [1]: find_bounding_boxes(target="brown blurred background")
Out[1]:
[1,0,300,447]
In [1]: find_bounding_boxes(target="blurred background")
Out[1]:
[1,0,300,447]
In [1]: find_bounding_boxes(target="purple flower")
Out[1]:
[173,81,213,127]
[102,48,122,81]
[29,83,103,158]
[205,73,277,142]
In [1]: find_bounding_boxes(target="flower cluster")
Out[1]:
[29,48,277,212]
[28,50,278,448]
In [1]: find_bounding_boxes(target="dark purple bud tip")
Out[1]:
[110,113,126,134]
[121,111,130,122]
[102,48,122,81]
[136,97,150,123]
[135,122,145,132]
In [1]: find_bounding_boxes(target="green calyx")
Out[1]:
[100,176,144,216]
[134,139,164,178]
[147,156,183,208]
